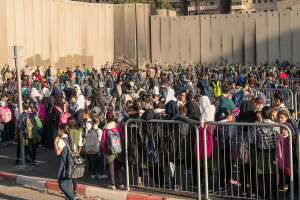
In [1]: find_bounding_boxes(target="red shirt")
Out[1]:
[34,72,41,81]
[40,80,45,88]
[109,71,116,77]
[277,73,287,79]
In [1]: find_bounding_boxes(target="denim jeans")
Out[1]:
[58,178,76,200]
[75,76,80,85]
[84,75,87,81]
[107,87,111,99]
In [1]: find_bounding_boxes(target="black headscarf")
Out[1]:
[141,109,155,136]
[89,93,105,112]
[164,100,180,120]
[236,100,257,123]
[186,100,201,121]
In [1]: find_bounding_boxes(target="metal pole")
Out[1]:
[16,46,24,165]
[203,126,209,200]
[195,125,201,200]
[125,120,130,191]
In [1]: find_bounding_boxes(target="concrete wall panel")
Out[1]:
[42,0,51,68]
[221,14,233,65]
[124,4,136,65]
[292,11,300,65]
[280,11,293,63]
[58,0,66,69]
[5,0,16,47]
[170,17,180,65]
[268,12,280,65]
[256,13,268,65]
[190,16,200,65]
[65,1,73,69]
[232,14,244,65]
[92,4,99,68]
[151,16,160,64]
[86,3,93,68]
[50,0,59,68]
[106,4,114,64]
[180,16,190,64]
[0,0,7,67]
[200,15,211,65]
[136,3,146,67]
[24,0,35,66]
[72,1,80,68]
[79,2,87,67]
[33,0,43,66]
[244,13,256,66]
[15,0,25,47]
[99,5,107,66]
[113,4,124,63]
[144,4,151,64]
[211,15,222,66]
[160,17,170,65]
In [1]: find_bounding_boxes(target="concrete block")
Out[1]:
[16,176,46,188]
[85,186,127,200]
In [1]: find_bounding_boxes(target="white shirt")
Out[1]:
[85,119,92,134]
[57,134,76,150]
[87,125,103,142]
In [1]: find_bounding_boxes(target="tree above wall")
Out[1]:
[109,1,172,10]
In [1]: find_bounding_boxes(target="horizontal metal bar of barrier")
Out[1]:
[255,88,294,109]
[204,122,294,200]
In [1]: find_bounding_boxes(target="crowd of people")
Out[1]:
[0,60,299,200]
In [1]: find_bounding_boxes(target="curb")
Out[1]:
[0,171,170,200]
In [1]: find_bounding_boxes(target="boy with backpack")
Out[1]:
[197,72,211,99]
[210,74,221,98]
[85,116,108,180]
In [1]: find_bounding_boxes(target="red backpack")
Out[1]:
[194,123,214,159]
[38,100,47,124]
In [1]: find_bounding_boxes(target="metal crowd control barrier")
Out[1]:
[295,91,300,120]
[204,122,294,200]
[255,88,294,109]
[124,119,202,199]
[288,78,300,91]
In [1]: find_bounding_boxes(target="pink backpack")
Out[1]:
[194,124,214,159]
[0,106,12,123]
[55,104,71,125]
[38,100,47,124]
[274,132,290,170]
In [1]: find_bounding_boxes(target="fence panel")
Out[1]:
[204,122,294,200]
[255,88,294,109]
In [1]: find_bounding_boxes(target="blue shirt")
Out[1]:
[74,69,81,77]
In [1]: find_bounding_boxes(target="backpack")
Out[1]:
[229,66,235,74]
[85,129,100,154]
[111,74,117,82]
[106,129,122,154]
[48,78,54,85]
[22,87,28,97]
[61,138,85,179]
[84,85,92,97]
[25,115,38,139]
[198,79,211,99]
[34,115,44,136]
[232,90,244,107]
[237,75,247,86]
[55,104,71,125]
[90,107,105,122]
[38,100,47,124]
[65,81,72,89]
[7,81,14,94]
[274,133,290,170]
[144,136,158,163]
[80,72,83,77]
[0,106,12,123]
[211,81,221,98]
[194,125,214,159]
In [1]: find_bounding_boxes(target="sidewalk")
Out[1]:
[0,144,198,200]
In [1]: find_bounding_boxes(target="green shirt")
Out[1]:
[84,67,88,75]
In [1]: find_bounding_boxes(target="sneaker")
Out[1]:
[107,184,116,190]
[169,162,175,178]
[91,175,96,179]
[84,170,91,175]
[31,161,40,167]
[73,191,78,197]
[155,182,170,188]
[119,184,125,190]
[98,174,108,179]
[183,168,191,175]
[188,183,198,188]
[174,184,182,192]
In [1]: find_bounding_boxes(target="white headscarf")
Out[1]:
[165,88,177,104]
[153,86,159,95]
[72,84,85,112]
[199,96,210,114]
[200,105,215,124]
[41,88,50,98]
[31,88,42,100]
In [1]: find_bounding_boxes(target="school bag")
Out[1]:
[65,80,72,89]
[232,90,244,107]
[48,78,54,85]
[55,104,71,125]
[0,106,12,123]
[61,138,85,179]
[85,129,100,154]
[106,129,122,154]
[111,74,117,82]
[237,75,247,86]
[25,115,38,139]
[90,107,105,122]
[144,136,158,163]
[194,124,214,159]
[34,115,44,136]
[7,81,15,94]
[274,133,290,170]
[22,87,28,97]
[38,100,47,124]
[211,81,221,98]
[84,85,92,97]
[198,79,211,99]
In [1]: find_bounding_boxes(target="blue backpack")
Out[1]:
[237,75,247,86]
[48,78,54,85]
[232,90,244,106]
[144,136,158,163]
[199,79,211,99]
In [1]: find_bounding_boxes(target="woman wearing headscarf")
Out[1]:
[231,100,257,197]
[165,88,177,104]
[152,86,159,96]
[89,91,106,129]
[72,84,85,113]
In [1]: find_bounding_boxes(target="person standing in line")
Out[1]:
[46,66,51,78]
[83,64,88,81]
[74,66,83,86]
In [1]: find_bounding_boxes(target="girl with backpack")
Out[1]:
[82,109,93,175]
[101,110,124,190]
[54,123,79,200]
[67,117,84,197]
[52,96,71,139]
